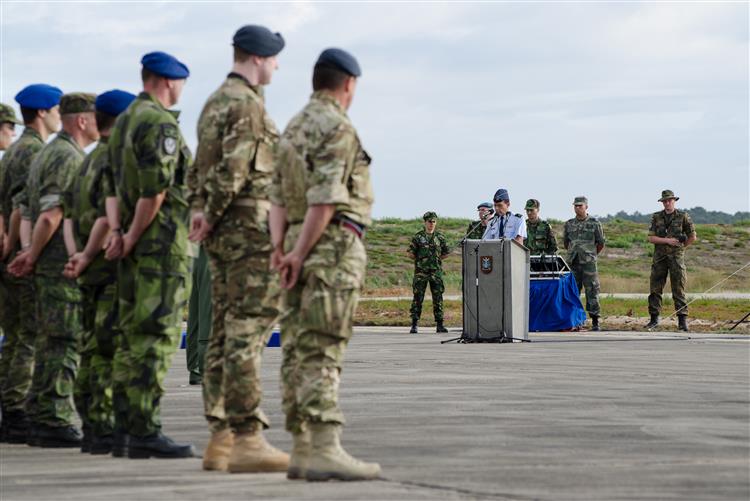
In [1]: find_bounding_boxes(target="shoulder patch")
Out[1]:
[160,123,178,156]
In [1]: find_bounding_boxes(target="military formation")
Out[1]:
[409,188,697,333]
[0,25,380,482]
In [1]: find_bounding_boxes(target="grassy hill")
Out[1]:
[363,218,750,296]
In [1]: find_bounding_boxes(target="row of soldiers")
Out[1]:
[0,24,381,481]
[407,188,697,333]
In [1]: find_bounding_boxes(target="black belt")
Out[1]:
[331,215,365,239]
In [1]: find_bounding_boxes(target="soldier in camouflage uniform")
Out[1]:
[523,199,558,254]
[270,48,381,481]
[646,190,697,332]
[9,92,99,447]
[465,201,493,240]
[408,212,451,334]
[187,25,286,473]
[107,52,195,459]
[63,90,136,454]
[563,196,606,331]
[0,103,20,150]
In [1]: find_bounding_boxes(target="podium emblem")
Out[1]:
[480,255,493,274]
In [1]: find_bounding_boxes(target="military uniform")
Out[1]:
[647,208,695,317]
[563,212,605,318]
[465,221,486,240]
[525,220,557,254]
[483,212,527,240]
[409,228,450,326]
[185,244,211,385]
[188,73,281,435]
[108,91,192,441]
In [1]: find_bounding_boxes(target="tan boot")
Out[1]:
[287,428,311,480]
[306,423,381,481]
[227,430,290,473]
[202,429,234,471]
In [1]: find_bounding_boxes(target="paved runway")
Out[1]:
[2,328,749,500]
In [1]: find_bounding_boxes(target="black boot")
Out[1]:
[26,423,40,447]
[436,322,448,333]
[678,314,689,332]
[90,434,114,455]
[591,315,601,332]
[111,430,129,458]
[409,320,418,334]
[80,426,92,453]
[4,411,30,444]
[37,424,82,448]
[645,314,659,330]
[128,432,196,459]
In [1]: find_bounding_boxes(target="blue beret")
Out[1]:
[15,84,63,110]
[96,90,136,117]
[316,48,361,77]
[477,202,493,210]
[493,188,510,202]
[233,25,285,57]
[141,51,190,79]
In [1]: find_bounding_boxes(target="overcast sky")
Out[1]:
[1,1,748,220]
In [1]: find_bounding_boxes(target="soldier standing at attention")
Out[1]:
[187,25,287,473]
[107,51,195,459]
[563,196,606,331]
[63,90,136,455]
[270,48,380,481]
[482,188,526,244]
[465,201,493,240]
[524,199,558,254]
[9,92,99,447]
[408,211,450,334]
[646,190,696,331]
[0,103,19,151]
[0,86,60,444]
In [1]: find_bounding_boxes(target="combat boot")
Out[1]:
[25,424,40,447]
[4,411,30,444]
[80,425,92,453]
[227,430,289,473]
[436,322,448,333]
[409,320,418,334]
[37,424,82,448]
[305,423,381,481]
[128,432,196,459]
[90,434,113,455]
[202,428,233,471]
[591,315,601,332]
[287,427,312,480]
[111,430,129,457]
[645,314,659,330]
[678,314,689,332]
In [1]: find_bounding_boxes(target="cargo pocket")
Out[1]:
[134,256,188,337]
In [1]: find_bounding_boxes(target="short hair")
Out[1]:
[233,46,252,63]
[20,106,40,125]
[141,67,159,84]
[312,64,349,92]
[95,111,116,132]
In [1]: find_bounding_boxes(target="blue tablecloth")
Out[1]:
[529,273,587,331]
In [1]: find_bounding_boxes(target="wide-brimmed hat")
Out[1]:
[658,190,679,202]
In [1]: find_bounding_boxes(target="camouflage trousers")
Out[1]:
[571,259,601,317]
[203,230,280,434]
[0,269,36,415]
[648,254,688,316]
[28,275,81,427]
[73,280,119,436]
[186,245,211,383]
[113,254,189,438]
[410,271,445,323]
[280,225,366,433]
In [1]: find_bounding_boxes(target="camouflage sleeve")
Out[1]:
[648,213,657,236]
[306,124,356,206]
[0,160,6,217]
[269,157,284,207]
[547,224,558,253]
[134,118,180,198]
[38,153,73,213]
[595,221,606,246]
[440,233,450,255]
[683,212,696,236]
[17,187,30,219]
[562,221,570,248]
[408,234,418,255]
[10,146,38,211]
[202,100,264,224]
[186,111,206,212]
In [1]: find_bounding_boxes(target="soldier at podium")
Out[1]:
[482,188,526,244]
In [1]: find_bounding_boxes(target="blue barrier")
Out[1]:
[180,330,281,349]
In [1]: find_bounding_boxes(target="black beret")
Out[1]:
[316,48,361,77]
[233,25,285,57]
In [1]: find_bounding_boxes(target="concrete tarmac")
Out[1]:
[2,328,749,500]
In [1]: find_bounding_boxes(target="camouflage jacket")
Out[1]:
[525,219,558,254]
[63,138,116,285]
[24,131,85,277]
[189,73,278,232]
[0,127,44,222]
[109,92,192,257]
[409,229,449,274]
[270,91,373,227]
[648,209,695,258]
[563,216,605,264]
[465,220,486,240]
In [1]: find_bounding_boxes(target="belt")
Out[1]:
[331,215,365,239]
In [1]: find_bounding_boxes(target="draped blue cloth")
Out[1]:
[529,273,587,331]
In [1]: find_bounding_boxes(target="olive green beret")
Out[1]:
[60,92,97,115]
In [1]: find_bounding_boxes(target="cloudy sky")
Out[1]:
[1,1,747,220]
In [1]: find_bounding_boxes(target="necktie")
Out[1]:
[499,215,505,237]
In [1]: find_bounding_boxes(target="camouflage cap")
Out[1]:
[423,211,438,221]
[525,199,540,210]
[60,92,97,115]
[573,196,588,206]
[0,103,22,125]
[658,189,679,202]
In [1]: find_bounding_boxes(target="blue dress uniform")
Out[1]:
[482,212,527,240]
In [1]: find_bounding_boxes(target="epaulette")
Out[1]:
[514,213,522,218]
